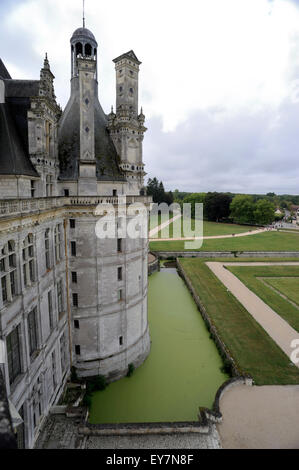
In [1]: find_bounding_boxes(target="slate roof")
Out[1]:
[0,59,39,177]
[71,27,97,45]
[0,102,38,177]
[0,59,11,79]
[113,50,141,65]
[4,80,40,99]
[58,93,125,182]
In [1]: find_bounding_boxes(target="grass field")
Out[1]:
[150,231,299,252]
[149,212,174,231]
[178,258,299,385]
[151,218,258,239]
[266,277,299,305]
[227,265,299,332]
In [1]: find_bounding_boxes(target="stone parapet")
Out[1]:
[0,195,152,219]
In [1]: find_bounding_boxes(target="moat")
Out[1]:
[89,266,227,424]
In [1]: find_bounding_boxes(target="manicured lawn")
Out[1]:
[151,218,258,239]
[179,258,299,385]
[149,212,173,231]
[150,231,299,252]
[266,277,299,305]
[227,265,299,332]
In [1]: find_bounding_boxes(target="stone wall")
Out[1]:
[0,367,17,449]
[148,252,159,276]
[157,251,299,259]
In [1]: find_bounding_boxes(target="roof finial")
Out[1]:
[83,0,86,28]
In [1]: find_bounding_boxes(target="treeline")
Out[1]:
[146,178,174,205]
[146,179,288,225]
[181,192,275,225]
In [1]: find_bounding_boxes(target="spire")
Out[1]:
[44,52,50,70]
[83,0,86,28]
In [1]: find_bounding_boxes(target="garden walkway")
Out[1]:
[150,227,267,241]
[206,261,299,362]
[217,384,299,449]
[207,261,299,448]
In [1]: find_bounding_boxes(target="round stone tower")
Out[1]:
[57,25,151,380]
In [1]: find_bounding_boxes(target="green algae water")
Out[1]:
[89,268,227,424]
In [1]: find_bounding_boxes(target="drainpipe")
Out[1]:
[64,219,73,369]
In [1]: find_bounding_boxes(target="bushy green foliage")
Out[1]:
[82,393,92,408]
[230,194,275,225]
[147,178,174,204]
[86,375,107,393]
[70,366,78,383]
[220,359,233,376]
[127,363,135,377]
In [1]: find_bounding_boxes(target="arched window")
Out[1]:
[1,240,17,303]
[85,43,92,56]
[45,229,51,270]
[75,42,83,56]
[22,234,35,287]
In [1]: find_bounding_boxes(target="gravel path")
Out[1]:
[206,261,299,364]
[151,227,267,241]
[217,384,299,449]
[149,213,182,238]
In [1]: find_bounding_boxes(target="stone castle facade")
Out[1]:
[0,25,151,448]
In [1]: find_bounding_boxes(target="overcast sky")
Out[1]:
[1,0,299,194]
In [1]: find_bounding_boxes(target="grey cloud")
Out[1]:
[144,100,299,194]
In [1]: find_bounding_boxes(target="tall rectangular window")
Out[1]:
[71,241,76,257]
[117,238,122,253]
[70,219,75,229]
[118,289,123,301]
[28,307,38,357]
[48,291,53,332]
[1,276,7,303]
[60,333,66,373]
[118,267,122,281]
[6,325,21,385]
[22,234,35,287]
[54,224,62,262]
[72,293,78,307]
[75,345,81,355]
[46,175,53,196]
[45,229,51,269]
[57,280,63,315]
[71,272,77,283]
[31,180,35,198]
[51,350,57,391]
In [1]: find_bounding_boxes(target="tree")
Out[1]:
[204,192,233,222]
[183,193,206,218]
[230,195,255,224]
[254,199,275,225]
[146,178,173,204]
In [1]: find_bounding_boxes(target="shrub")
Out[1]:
[86,375,107,393]
[220,359,233,376]
[127,363,135,377]
[70,366,78,383]
[82,393,92,408]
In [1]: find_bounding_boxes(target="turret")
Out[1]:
[107,51,147,193]
[70,27,98,81]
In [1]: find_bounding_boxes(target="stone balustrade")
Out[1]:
[0,195,152,219]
